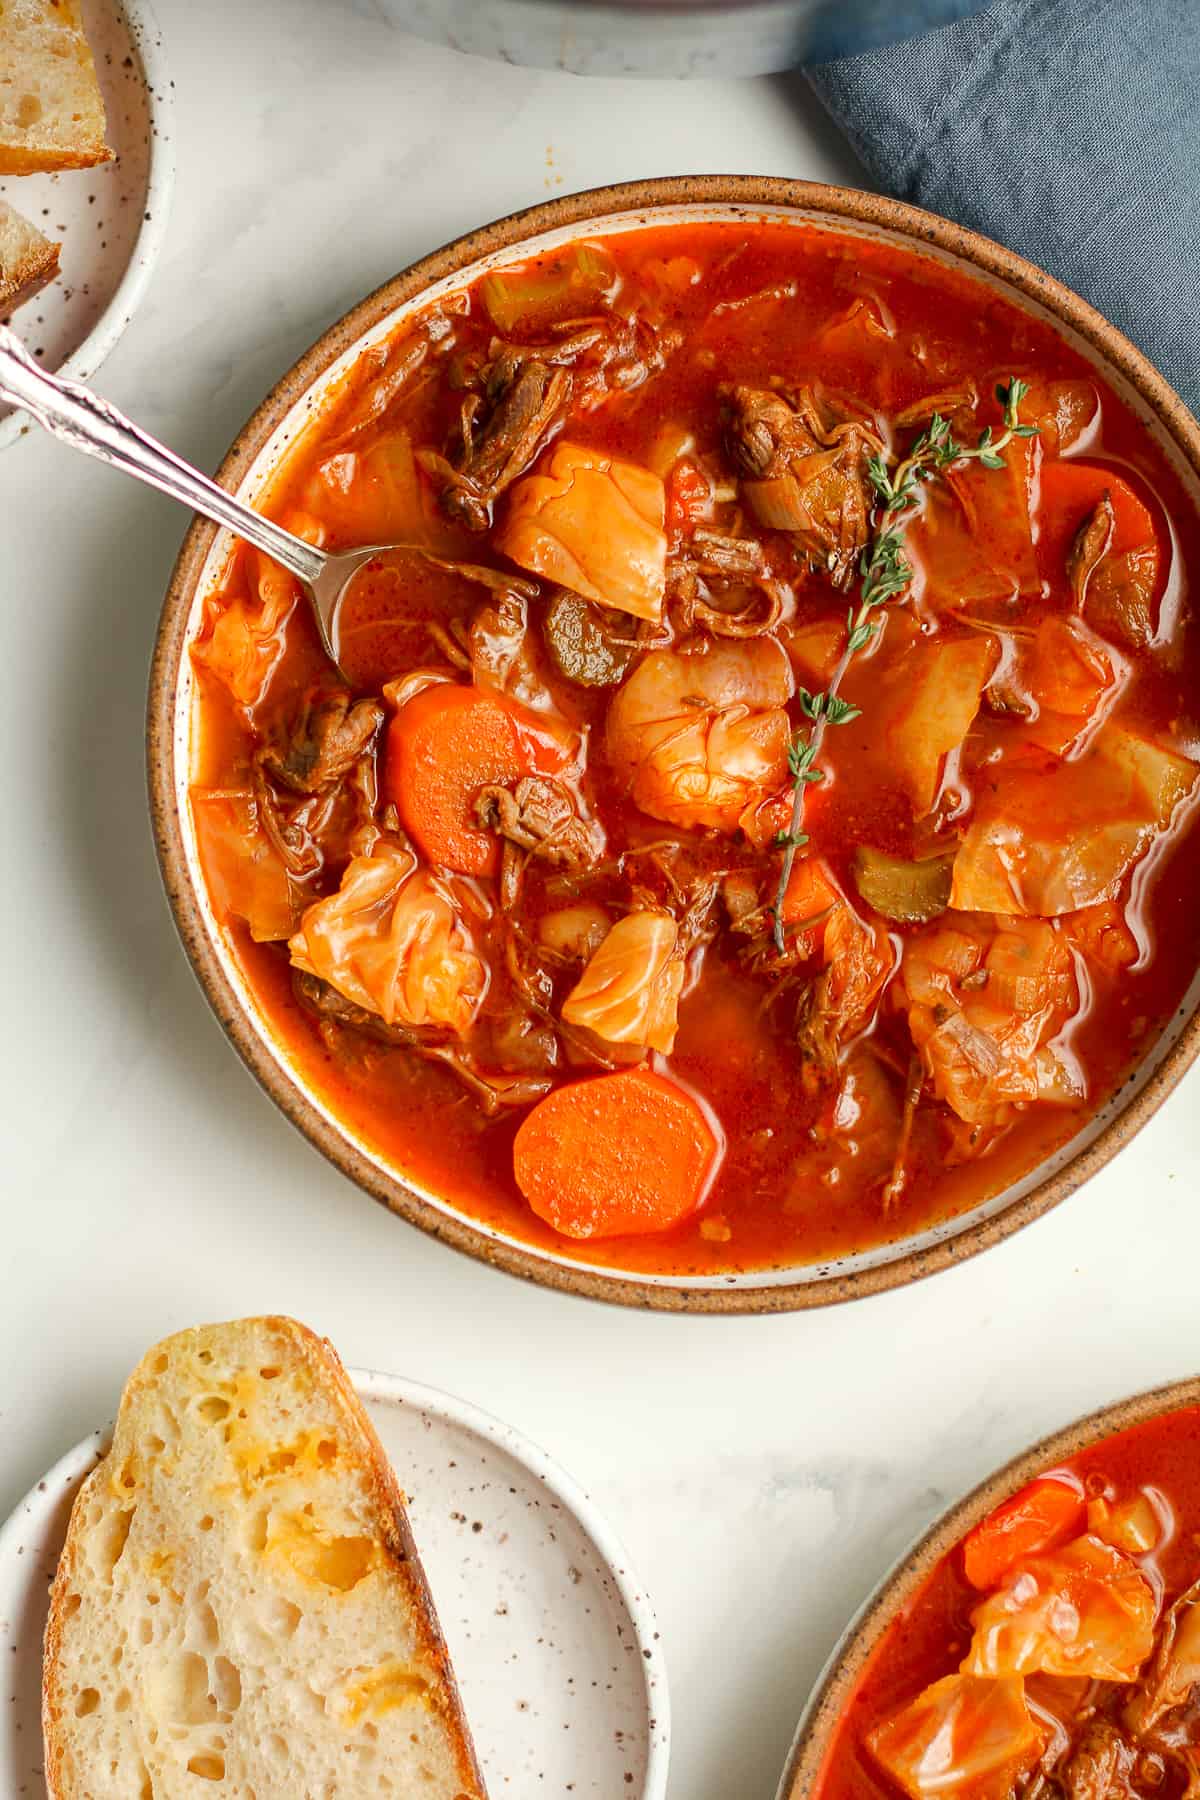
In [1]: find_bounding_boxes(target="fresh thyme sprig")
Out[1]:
[769,379,1038,951]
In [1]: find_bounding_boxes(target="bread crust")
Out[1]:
[0,0,113,175]
[0,145,114,175]
[0,211,60,314]
[43,1317,487,1800]
[288,1319,487,1797]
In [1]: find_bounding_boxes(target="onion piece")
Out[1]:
[741,470,812,532]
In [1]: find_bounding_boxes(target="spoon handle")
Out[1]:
[0,325,326,587]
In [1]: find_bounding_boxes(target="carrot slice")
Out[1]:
[385,684,528,876]
[962,1475,1085,1590]
[782,856,841,930]
[512,1068,720,1239]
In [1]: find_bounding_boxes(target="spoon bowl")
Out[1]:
[0,321,398,673]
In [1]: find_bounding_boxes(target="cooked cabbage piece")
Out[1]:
[1020,377,1100,456]
[812,294,896,351]
[192,551,298,710]
[952,723,1198,915]
[1086,1493,1161,1555]
[908,442,1039,613]
[289,841,486,1033]
[867,1674,1044,1800]
[605,639,794,832]
[497,441,667,622]
[874,632,997,815]
[301,431,453,550]
[191,789,301,943]
[988,615,1122,756]
[1062,900,1139,972]
[899,915,1081,1130]
[562,910,684,1052]
[962,1534,1156,1682]
[783,614,845,687]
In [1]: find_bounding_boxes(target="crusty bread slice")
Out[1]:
[0,195,58,311]
[43,1318,487,1800]
[0,0,113,173]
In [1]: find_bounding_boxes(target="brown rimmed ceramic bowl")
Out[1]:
[776,1372,1200,1798]
[148,175,1200,1315]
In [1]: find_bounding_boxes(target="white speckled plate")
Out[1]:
[0,0,174,450]
[0,1369,668,1797]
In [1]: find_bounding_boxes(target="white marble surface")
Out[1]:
[3,5,1199,1796]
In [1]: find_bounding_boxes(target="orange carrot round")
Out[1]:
[385,684,528,876]
[513,1068,721,1239]
[961,1475,1085,1590]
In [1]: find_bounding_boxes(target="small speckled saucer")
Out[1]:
[0,1370,669,1796]
[0,0,174,451]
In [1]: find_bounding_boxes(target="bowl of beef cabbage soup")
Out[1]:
[149,176,1200,1311]
[779,1377,1200,1800]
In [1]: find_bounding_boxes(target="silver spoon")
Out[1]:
[0,322,390,669]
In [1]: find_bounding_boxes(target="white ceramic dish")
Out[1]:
[0,1368,669,1796]
[0,0,174,451]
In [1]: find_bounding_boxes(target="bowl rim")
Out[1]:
[0,0,175,451]
[776,1370,1200,1799]
[147,173,1200,1315]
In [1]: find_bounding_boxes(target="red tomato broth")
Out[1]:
[188,219,1200,1276]
[815,1405,1200,1800]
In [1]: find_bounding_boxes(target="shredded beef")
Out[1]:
[428,352,572,531]
[293,969,553,1114]
[1060,1722,1137,1800]
[259,692,385,796]
[719,383,882,589]
[1067,492,1116,609]
[475,776,604,870]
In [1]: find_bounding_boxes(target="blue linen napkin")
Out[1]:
[806,0,1200,418]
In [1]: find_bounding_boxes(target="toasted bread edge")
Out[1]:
[0,144,114,176]
[0,233,60,315]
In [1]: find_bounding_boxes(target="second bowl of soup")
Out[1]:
[781,1376,1200,1799]
[149,177,1200,1310]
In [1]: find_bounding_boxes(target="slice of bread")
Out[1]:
[0,195,59,311]
[0,0,113,173]
[43,1318,487,1799]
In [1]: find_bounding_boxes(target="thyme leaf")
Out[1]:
[769,376,1040,951]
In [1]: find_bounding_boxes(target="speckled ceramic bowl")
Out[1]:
[776,1373,1200,1799]
[0,0,174,451]
[148,176,1200,1313]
